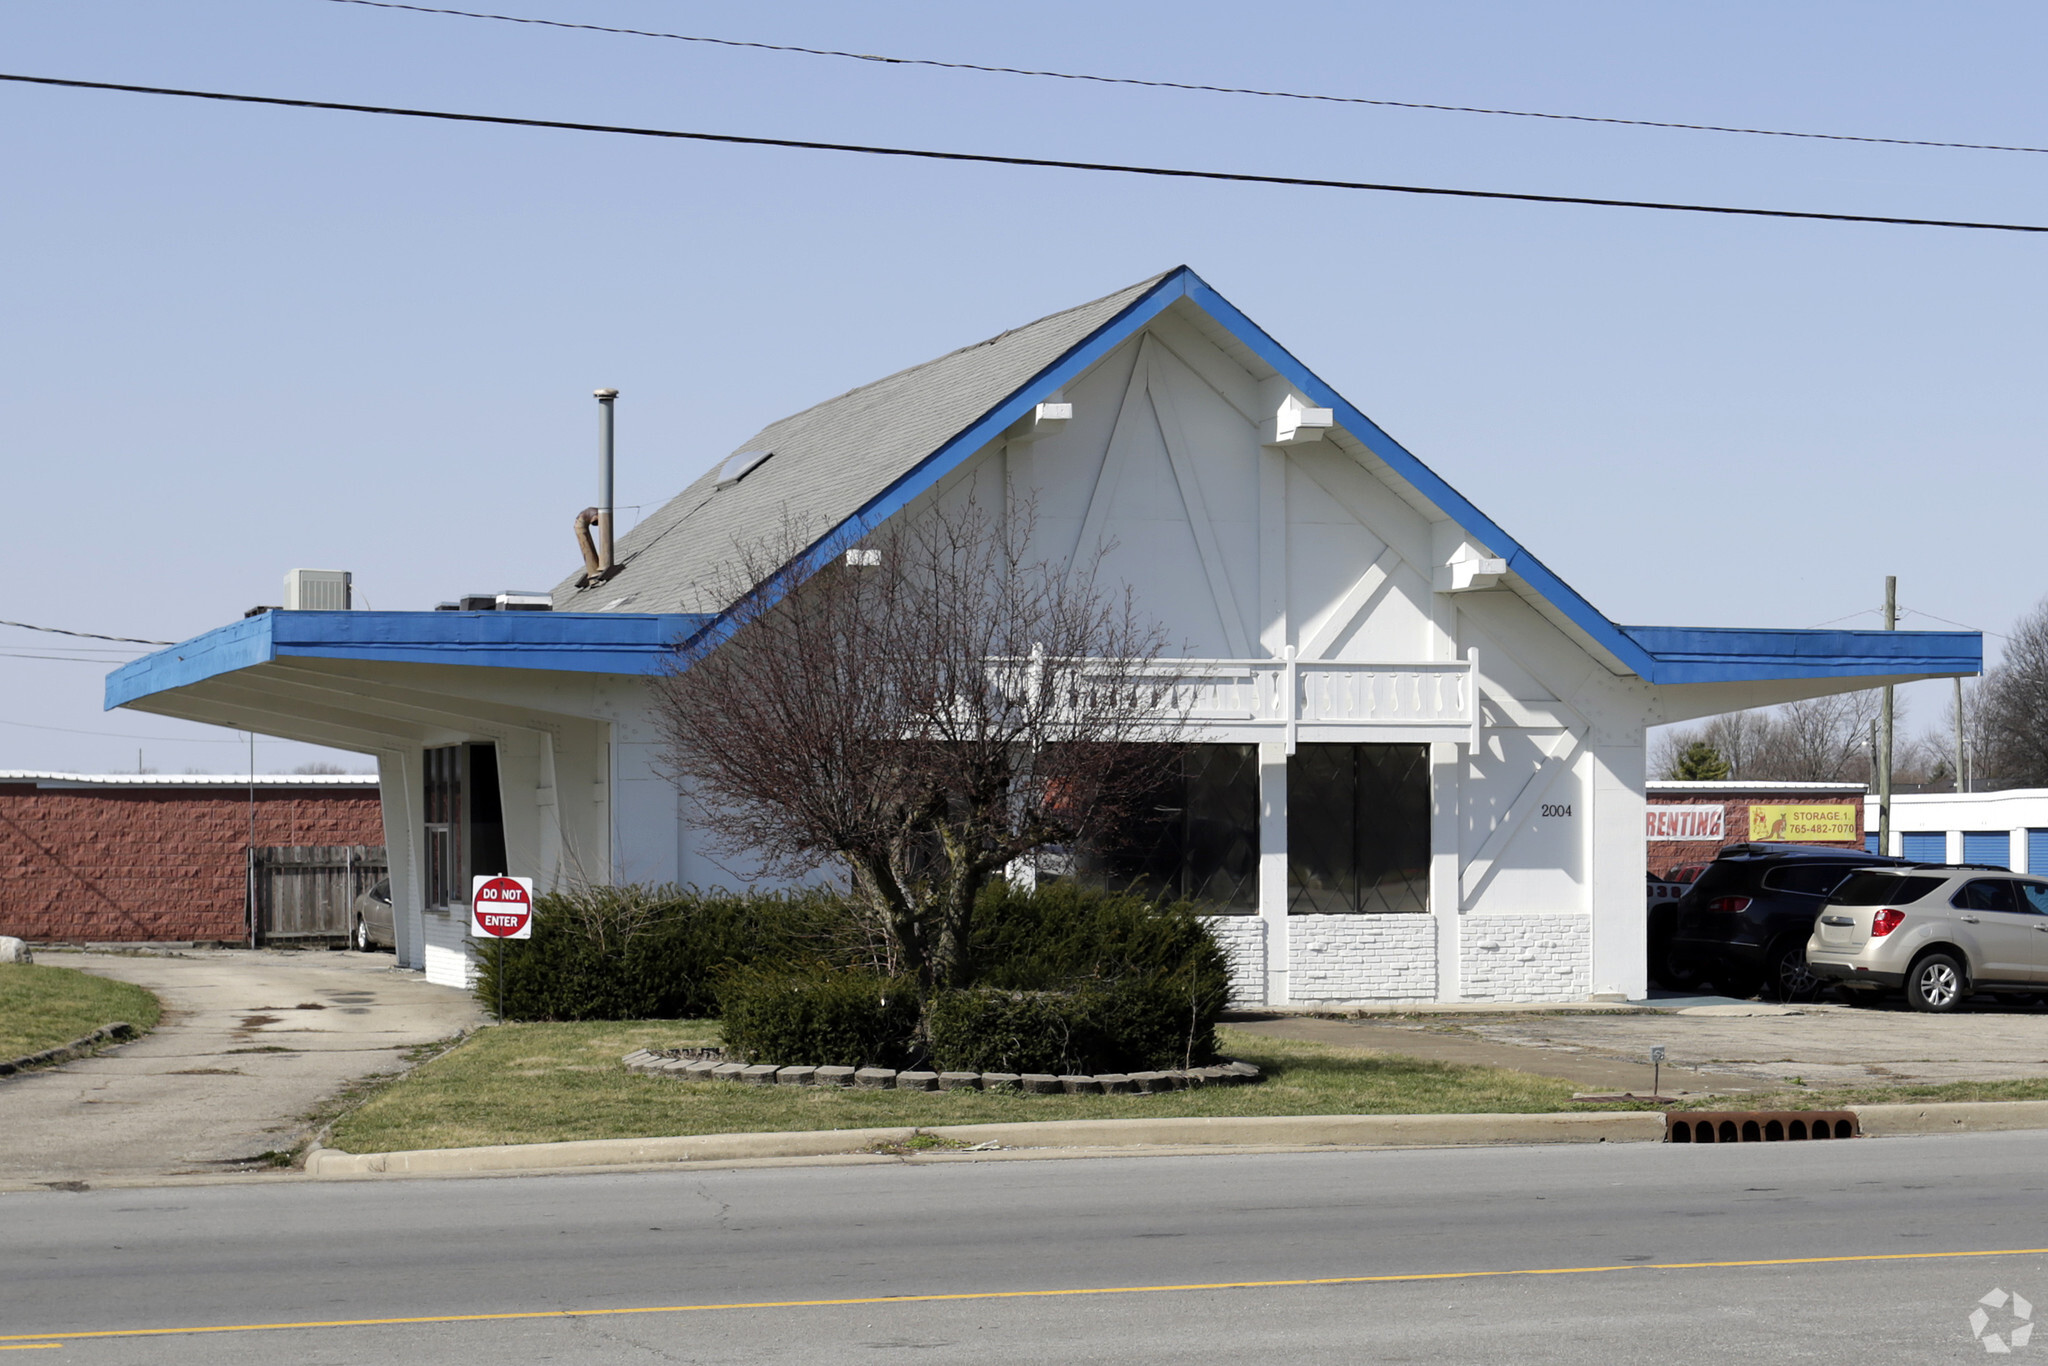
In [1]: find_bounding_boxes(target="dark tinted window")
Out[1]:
[1954,880,2021,914]
[1832,873,1943,906]
[1287,743,1430,914]
[1070,744,1258,913]
[1760,863,1858,897]
[2018,883,2048,916]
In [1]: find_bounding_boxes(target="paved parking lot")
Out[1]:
[0,949,483,1189]
[1237,994,2048,1096]
[1459,999,2048,1090]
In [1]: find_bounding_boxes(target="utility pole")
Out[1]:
[1954,676,1967,795]
[1878,576,1896,857]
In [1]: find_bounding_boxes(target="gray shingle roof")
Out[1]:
[550,270,1173,614]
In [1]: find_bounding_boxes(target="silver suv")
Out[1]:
[1805,866,2048,1012]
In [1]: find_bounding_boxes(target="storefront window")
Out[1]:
[1068,744,1259,913]
[1288,743,1429,914]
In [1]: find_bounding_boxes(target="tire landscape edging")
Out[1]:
[621,1048,1265,1095]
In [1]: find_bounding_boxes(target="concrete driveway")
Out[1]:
[0,949,484,1189]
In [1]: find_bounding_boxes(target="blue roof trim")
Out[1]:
[107,610,710,709]
[684,265,1979,686]
[679,271,1197,653]
[1620,626,1982,684]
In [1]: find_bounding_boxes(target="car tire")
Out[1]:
[1905,953,1966,1013]
[352,915,371,953]
[1762,941,1823,1003]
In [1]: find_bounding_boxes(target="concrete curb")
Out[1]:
[0,1022,138,1079]
[304,1110,1667,1178]
[1851,1100,2048,1136]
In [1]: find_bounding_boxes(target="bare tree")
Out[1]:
[651,494,1182,990]
[1656,690,1885,784]
[1975,597,2048,788]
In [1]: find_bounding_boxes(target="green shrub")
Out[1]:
[716,965,922,1068]
[967,880,1229,996]
[950,880,1230,1068]
[926,978,1217,1075]
[473,884,853,1022]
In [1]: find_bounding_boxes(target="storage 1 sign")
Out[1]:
[470,875,534,939]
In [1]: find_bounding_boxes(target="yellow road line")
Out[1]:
[0,1346,61,1352]
[8,1246,2047,1344]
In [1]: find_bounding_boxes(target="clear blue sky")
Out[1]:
[3,0,2041,773]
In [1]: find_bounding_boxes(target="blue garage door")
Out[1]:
[1865,832,1880,854]
[2029,829,2048,876]
[1900,831,1947,863]
[1963,831,2012,868]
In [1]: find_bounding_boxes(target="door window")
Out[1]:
[1953,879,2021,914]
[2016,882,2048,916]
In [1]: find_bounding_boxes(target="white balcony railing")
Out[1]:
[1142,648,1480,751]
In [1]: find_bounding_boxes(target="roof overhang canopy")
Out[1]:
[106,610,707,753]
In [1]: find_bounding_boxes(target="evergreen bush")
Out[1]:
[473,885,850,1021]
[716,965,922,1068]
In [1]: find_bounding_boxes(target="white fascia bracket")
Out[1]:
[1004,392,1073,442]
[1435,541,1508,592]
[1261,392,1335,446]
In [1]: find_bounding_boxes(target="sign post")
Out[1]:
[470,874,534,1024]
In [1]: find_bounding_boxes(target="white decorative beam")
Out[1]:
[1261,392,1334,446]
[1435,541,1508,593]
[1003,393,1072,443]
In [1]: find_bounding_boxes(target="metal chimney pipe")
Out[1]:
[594,388,619,575]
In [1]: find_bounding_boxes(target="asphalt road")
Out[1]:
[7,1135,2047,1364]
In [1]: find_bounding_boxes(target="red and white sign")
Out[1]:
[470,875,534,939]
[1646,806,1726,842]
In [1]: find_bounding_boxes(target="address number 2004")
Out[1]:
[1540,803,1573,818]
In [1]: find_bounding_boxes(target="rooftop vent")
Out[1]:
[446,592,554,612]
[283,569,351,611]
[715,450,772,488]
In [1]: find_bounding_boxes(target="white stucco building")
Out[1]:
[107,268,1980,1003]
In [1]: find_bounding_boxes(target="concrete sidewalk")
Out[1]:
[0,949,483,1190]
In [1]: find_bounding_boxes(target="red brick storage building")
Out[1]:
[1645,780,1869,878]
[0,773,382,944]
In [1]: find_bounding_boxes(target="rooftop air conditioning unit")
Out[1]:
[283,568,352,611]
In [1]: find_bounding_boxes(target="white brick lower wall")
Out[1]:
[1287,914,1437,1003]
[1204,916,1268,1007]
[422,910,481,990]
[1460,915,1590,1001]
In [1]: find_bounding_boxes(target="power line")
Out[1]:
[0,617,173,645]
[6,71,2047,234]
[317,0,2048,159]
[0,717,254,741]
[0,650,146,664]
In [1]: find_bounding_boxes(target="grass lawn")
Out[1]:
[330,1021,1629,1154]
[0,963,162,1059]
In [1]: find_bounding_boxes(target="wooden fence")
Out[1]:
[248,845,388,944]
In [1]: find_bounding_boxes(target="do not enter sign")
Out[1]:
[470,875,534,940]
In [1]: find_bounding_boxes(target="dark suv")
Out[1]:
[1667,843,1916,1001]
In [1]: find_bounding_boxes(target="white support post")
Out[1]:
[1258,741,1290,1004]
[1430,741,1462,1001]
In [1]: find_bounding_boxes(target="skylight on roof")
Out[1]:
[715,450,773,488]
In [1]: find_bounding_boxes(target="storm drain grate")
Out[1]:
[1666,1110,1858,1143]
